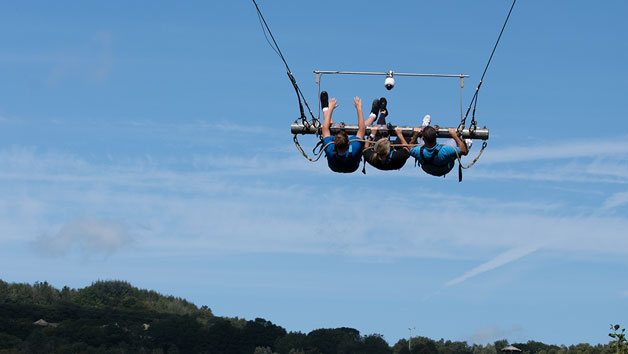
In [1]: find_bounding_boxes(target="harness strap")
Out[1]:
[385,150,394,165]
[419,145,442,166]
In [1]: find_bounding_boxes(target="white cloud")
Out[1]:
[467,324,524,345]
[32,218,131,257]
[480,139,628,164]
[603,192,628,210]
[469,159,628,184]
[1,145,627,272]
[445,244,541,286]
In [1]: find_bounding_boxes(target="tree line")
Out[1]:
[0,279,624,354]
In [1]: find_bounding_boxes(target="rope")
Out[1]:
[460,0,517,131]
[293,135,325,162]
[446,141,488,169]
[252,0,317,125]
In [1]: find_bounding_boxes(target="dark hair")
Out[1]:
[334,130,349,152]
[422,126,437,146]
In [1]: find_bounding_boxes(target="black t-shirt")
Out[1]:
[363,148,411,170]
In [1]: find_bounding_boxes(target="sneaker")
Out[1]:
[379,97,388,116]
[422,114,431,127]
[465,138,473,150]
[320,91,329,110]
[370,98,381,116]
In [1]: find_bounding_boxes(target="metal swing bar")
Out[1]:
[291,122,489,140]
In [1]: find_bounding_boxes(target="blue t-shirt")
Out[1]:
[323,135,364,173]
[410,144,460,176]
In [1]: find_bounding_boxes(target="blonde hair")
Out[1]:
[370,139,391,164]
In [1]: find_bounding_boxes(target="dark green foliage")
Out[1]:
[275,332,308,354]
[511,340,561,354]
[410,336,438,354]
[0,333,21,349]
[362,334,392,354]
[0,279,622,354]
[609,324,628,354]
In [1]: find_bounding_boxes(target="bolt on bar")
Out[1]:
[291,123,489,140]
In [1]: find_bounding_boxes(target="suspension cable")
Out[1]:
[460,0,517,131]
[252,0,317,124]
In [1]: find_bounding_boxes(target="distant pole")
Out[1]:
[408,327,415,352]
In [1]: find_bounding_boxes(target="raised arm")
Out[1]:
[394,127,411,152]
[365,126,378,148]
[321,98,338,139]
[409,127,422,145]
[354,97,365,139]
[448,128,468,156]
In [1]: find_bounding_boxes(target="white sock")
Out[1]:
[322,107,329,112]
[369,113,376,119]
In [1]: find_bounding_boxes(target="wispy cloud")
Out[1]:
[445,244,541,286]
[469,159,628,184]
[1,145,628,268]
[603,192,628,210]
[467,324,524,345]
[480,139,628,164]
[31,218,131,257]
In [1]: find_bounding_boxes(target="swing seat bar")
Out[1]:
[291,123,489,140]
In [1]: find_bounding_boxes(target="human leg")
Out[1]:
[321,91,334,124]
[365,98,380,125]
[421,114,431,127]
[377,97,388,125]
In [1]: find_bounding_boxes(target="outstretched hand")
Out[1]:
[329,97,339,111]
[353,97,362,110]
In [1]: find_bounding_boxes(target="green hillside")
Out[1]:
[0,280,623,354]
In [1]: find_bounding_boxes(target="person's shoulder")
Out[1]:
[393,149,410,158]
[410,145,421,157]
[440,144,459,154]
[323,136,334,144]
[348,136,364,148]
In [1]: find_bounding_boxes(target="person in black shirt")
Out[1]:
[363,126,411,170]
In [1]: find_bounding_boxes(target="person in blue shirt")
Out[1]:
[321,91,366,173]
[410,126,469,177]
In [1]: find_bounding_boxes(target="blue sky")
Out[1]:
[1,0,627,347]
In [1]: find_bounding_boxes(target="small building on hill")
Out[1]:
[33,319,58,327]
[502,345,522,353]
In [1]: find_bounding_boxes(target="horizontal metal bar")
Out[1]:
[313,70,469,78]
[291,123,489,140]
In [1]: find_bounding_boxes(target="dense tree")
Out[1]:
[362,334,392,354]
[392,338,410,354]
[275,332,308,354]
[0,279,623,354]
[307,327,361,354]
[410,336,438,354]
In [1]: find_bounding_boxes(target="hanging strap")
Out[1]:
[419,145,442,166]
